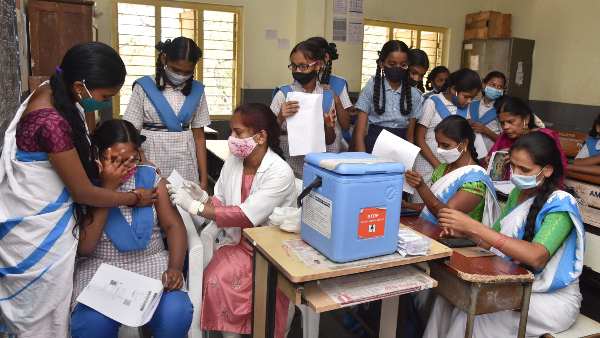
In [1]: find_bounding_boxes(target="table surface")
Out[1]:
[206,139,230,161]
[402,216,534,283]
[243,225,452,284]
[205,126,218,135]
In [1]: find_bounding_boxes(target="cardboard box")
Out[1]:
[465,11,511,40]
[565,178,600,228]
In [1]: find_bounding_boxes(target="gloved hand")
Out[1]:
[170,187,204,215]
[182,180,209,203]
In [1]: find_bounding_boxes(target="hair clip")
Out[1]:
[55,66,63,74]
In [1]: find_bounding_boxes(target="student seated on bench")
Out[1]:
[568,113,600,176]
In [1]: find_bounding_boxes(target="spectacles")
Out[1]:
[288,61,317,72]
[384,63,409,70]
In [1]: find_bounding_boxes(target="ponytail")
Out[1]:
[373,62,386,115]
[400,71,413,116]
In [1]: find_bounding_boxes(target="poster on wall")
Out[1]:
[332,0,363,44]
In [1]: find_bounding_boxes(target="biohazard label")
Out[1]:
[358,208,386,239]
[302,192,333,239]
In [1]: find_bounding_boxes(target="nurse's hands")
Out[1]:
[182,181,209,203]
[168,185,204,215]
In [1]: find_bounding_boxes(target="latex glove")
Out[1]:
[170,188,204,215]
[182,180,209,203]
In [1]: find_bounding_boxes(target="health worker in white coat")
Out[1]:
[169,103,296,338]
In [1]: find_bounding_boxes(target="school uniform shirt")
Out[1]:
[411,93,466,203]
[355,76,423,129]
[124,81,211,182]
[576,138,600,158]
[477,99,501,151]
[270,81,340,177]
[331,74,353,110]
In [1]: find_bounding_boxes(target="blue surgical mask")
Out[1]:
[80,81,112,112]
[484,86,503,100]
[510,167,544,190]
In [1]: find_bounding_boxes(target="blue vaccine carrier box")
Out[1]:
[299,152,405,263]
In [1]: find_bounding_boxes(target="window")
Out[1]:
[115,1,241,118]
[361,20,446,88]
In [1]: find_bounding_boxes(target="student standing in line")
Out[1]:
[70,120,192,338]
[413,68,481,202]
[568,113,600,176]
[305,36,354,148]
[404,116,500,225]
[426,132,584,337]
[469,71,506,154]
[0,42,156,338]
[353,40,423,151]
[408,49,430,93]
[124,37,210,189]
[422,66,450,101]
[270,41,338,178]
[169,103,297,338]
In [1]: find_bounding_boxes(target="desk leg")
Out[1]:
[379,296,400,338]
[464,284,479,338]
[252,251,277,338]
[517,283,532,338]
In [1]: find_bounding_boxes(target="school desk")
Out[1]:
[206,140,230,183]
[403,216,535,338]
[243,225,452,338]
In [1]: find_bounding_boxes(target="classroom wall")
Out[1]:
[490,0,600,130]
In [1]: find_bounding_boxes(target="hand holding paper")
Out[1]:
[372,130,421,193]
[285,92,326,156]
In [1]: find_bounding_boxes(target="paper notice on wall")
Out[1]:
[464,43,473,50]
[277,38,290,50]
[515,61,524,86]
[469,55,480,71]
[265,29,277,40]
[332,0,363,43]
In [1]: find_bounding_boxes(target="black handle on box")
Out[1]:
[297,176,322,208]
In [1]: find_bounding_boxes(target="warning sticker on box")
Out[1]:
[302,191,333,239]
[358,207,386,239]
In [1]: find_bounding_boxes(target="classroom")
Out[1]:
[1,0,600,337]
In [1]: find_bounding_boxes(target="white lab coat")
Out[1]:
[203,148,297,257]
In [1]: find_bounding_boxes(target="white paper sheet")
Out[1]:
[474,133,488,159]
[372,130,421,194]
[285,92,326,156]
[76,264,164,327]
[167,169,185,189]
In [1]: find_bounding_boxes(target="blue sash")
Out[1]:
[273,85,334,114]
[329,75,348,97]
[469,100,497,125]
[15,150,49,162]
[104,165,156,252]
[585,136,600,156]
[420,167,496,224]
[135,76,204,132]
[429,95,468,119]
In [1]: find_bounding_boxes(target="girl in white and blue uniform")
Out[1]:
[469,71,506,155]
[569,113,600,176]
[354,40,423,152]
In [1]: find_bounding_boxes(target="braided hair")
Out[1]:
[50,42,126,227]
[373,40,412,116]
[510,131,564,242]
[155,37,202,96]
[408,49,429,92]
[306,37,338,85]
[425,66,450,91]
[435,115,479,163]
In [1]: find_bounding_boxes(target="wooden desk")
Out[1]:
[206,140,229,183]
[244,225,452,338]
[403,216,535,338]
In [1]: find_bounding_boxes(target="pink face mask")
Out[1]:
[121,165,138,183]
[228,135,258,158]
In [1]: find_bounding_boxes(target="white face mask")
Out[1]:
[164,66,192,86]
[436,145,463,164]
[510,167,544,190]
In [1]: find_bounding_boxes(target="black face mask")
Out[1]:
[383,67,407,83]
[292,71,317,85]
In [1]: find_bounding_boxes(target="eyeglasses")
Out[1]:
[288,61,317,72]
[384,63,409,70]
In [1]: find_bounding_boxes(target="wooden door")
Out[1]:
[28,0,93,76]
